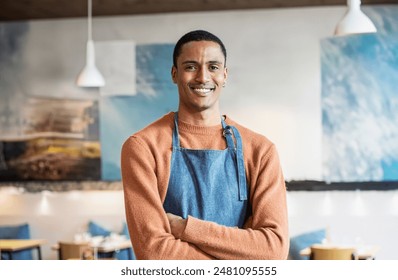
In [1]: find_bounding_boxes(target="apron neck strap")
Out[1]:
[172,113,181,148]
[173,112,235,149]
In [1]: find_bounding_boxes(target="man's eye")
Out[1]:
[185,65,196,71]
[210,65,219,71]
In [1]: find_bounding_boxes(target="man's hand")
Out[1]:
[166,213,187,239]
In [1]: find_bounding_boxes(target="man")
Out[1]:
[121,30,288,259]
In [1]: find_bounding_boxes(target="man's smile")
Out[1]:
[189,85,215,96]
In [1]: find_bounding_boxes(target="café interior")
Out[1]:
[1,0,397,260]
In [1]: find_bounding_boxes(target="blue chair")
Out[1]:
[289,228,327,260]
[0,223,33,260]
[88,221,136,260]
[117,222,136,260]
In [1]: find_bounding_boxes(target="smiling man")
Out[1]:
[121,30,289,259]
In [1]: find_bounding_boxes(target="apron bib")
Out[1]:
[163,113,249,228]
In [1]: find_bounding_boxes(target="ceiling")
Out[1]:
[0,0,394,21]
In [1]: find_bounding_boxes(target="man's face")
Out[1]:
[172,40,227,114]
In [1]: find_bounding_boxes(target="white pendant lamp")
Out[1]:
[76,0,105,87]
[334,0,377,36]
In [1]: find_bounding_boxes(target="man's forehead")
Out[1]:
[178,41,225,63]
[180,40,223,52]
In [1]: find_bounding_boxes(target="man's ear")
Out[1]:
[224,67,228,84]
[171,66,177,84]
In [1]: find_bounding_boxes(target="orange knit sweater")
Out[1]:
[121,112,289,259]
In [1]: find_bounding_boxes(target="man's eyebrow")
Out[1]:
[207,60,223,65]
[181,60,223,65]
[182,60,198,65]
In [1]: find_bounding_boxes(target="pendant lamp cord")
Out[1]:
[88,0,92,41]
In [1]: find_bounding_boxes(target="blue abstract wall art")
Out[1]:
[321,6,398,182]
[100,44,177,180]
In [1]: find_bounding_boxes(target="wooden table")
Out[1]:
[0,239,46,260]
[300,243,380,260]
[52,240,133,260]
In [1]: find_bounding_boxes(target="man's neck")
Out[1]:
[177,108,221,127]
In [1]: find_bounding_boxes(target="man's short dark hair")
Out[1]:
[173,30,227,67]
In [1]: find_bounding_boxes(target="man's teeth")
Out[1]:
[192,88,213,93]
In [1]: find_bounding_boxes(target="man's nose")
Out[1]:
[195,67,210,83]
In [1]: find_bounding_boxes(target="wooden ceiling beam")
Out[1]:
[0,0,395,21]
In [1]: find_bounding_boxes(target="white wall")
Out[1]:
[1,6,397,260]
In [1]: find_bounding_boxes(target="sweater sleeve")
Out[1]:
[121,136,213,260]
[180,144,289,259]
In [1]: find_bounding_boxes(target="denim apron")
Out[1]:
[163,113,249,228]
